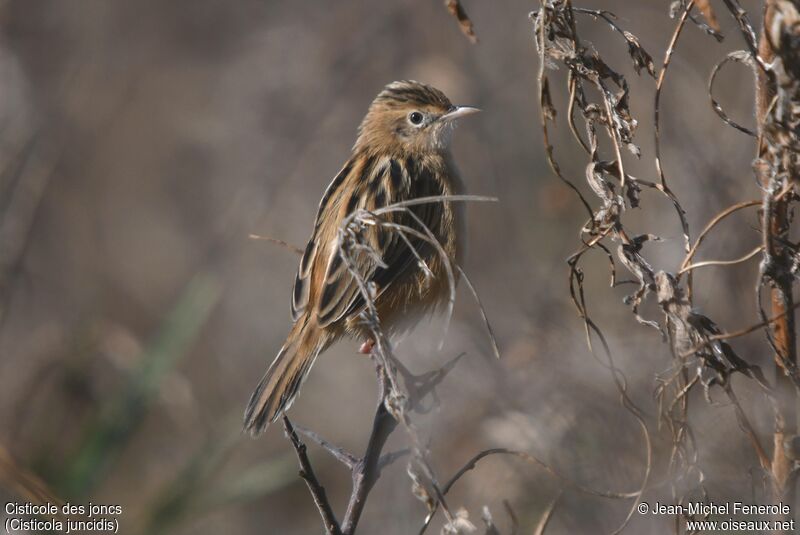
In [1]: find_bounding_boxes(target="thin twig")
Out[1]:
[418,446,639,534]
[283,417,342,535]
[293,425,358,469]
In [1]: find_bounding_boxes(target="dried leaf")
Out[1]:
[541,77,557,121]
[408,463,436,512]
[445,0,478,44]
[696,0,721,32]
[623,31,656,78]
[442,508,477,534]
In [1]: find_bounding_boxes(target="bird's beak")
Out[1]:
[440,106,481,122]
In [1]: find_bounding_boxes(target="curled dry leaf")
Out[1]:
[623,31,656,78]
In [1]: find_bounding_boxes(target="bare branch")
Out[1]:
[341,365,398,534]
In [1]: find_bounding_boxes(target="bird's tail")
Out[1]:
[244,317,329,435]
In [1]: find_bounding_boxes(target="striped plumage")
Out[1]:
[244,81,478,434]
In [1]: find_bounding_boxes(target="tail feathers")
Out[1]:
[244,322,327,435]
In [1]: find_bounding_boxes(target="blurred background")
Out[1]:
[0,0,775,533]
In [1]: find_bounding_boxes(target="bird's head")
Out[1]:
[354,80,479,155]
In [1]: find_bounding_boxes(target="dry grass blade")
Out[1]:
[533,490,563,535]
[457,266,501,360]
[503,500,519,535]
[371,194,497,211]
[678,245,763,274]
[367,194,496,348]
[679,200,760,273]
[248,234,304,255]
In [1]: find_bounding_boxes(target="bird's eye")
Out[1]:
[408,111,424,125]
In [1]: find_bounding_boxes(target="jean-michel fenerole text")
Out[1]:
[651,501,791,517]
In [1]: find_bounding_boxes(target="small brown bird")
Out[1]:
[244,80,478,434]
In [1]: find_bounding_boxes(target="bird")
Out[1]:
[244,80,479,434]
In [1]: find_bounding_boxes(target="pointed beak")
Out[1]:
[440,106,481,122]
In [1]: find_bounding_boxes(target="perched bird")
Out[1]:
[244,80,479,434]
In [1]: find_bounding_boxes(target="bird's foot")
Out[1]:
[358,339,375,355]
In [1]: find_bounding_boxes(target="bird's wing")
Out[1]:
[290,159,356,321]
[314,158,446,328]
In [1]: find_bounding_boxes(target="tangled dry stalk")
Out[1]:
[532,0,800,530]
